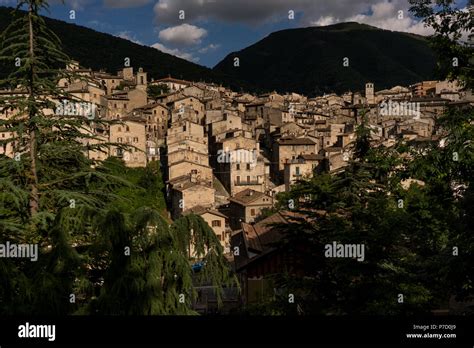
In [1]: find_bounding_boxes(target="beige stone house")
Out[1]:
[168,148,209,167]
[185,206,230,253]
[284,154,324,191]
[167,137,208,157]
[168,96,205,123]
[273,137,318,178]
[101,88,147,119]
[169,159,213,183]
[217,148,267,196]
[228,189,273,229]
[170,178,215,219]
[397,118,434,138]
[166,120,206,145]
[152,77,191,92]
[109,119,147,167]
[209,113,242,137]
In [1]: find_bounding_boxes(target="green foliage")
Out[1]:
[88,209,236,315]
[265,105,473,315]
[409,0,473,90]
[0,1,236,316]
[147,84,170,99]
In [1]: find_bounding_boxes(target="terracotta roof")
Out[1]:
[185,206,227,219]
[169,159,211,168]
[229,189,272,206]
[236,211,305,266]
[155,77,191,85]
[122,114,147,123]
[171,179,213,192]
[136,102,168,110]
[299,154,324,161]
[325,146,343,153]
[278,137,316,145]
[241,213,288,252]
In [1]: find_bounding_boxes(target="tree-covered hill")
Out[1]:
[214,22,437,96]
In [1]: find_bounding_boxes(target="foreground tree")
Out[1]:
[409,0,473,89]
[0,1,236,315]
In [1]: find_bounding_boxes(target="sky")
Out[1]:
[0,0,470,67]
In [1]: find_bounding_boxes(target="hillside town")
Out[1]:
[1,61,473,311]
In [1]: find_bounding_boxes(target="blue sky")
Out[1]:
[1,0,469,67]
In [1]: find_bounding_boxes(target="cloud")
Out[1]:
[343,0,434,36]
[103,0,152,8]
[115,31,143,45]
[152,42,199,62]
[153,0,437,36]
[153,0,372,25]
[198,43,220,54]
[158,24,207,46]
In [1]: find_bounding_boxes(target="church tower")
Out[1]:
[365,82,375,104]
[136,67,148,91]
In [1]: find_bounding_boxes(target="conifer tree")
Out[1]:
[0,1,237,316]
[0,1,135,314]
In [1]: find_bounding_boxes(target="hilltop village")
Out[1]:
[1,61,473,308]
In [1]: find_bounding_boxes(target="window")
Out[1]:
[295,167,300,176]
[126,126,130,132]
[247,176,250,183]
[117,137,123,143]
[212,220,221,227]
[236,176,240,184]
[250,209,256,216]
[140,76,144,84]
[133,137,138,143]
[191,169,198,175]
[236,164,240,170]
[246,163,251,170]
[124,104,127,109]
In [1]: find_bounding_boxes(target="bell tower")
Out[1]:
[136,67,147,91]
[365,82,375,104]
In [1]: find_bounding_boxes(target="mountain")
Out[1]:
[0,6,250,91]
[213,22,437,96]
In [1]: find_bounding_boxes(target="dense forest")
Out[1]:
[214,22,437,95]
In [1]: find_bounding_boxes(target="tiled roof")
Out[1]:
[229,189,271,206]
[185,206,227,219]
[278,137,316,145]
[300,154,324,161]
